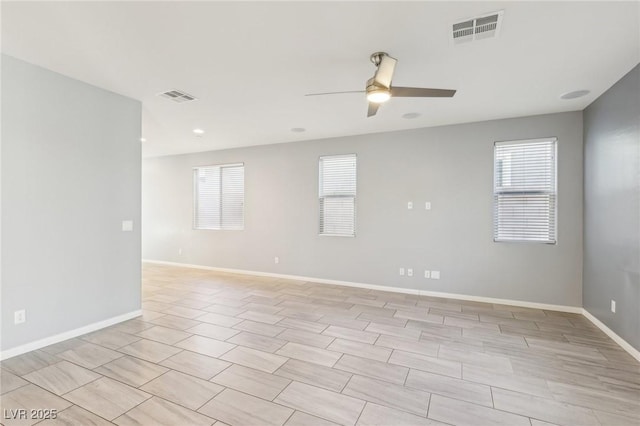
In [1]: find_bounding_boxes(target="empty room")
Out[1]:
[1,1,639,425]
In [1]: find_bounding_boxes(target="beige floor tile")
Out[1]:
[111,319,155,335]
[284,411,339,426]
[227,331,287,353]
[187,323,241,340]
[277,318,328,334]
[438,345,513,372]
[492,387,600,426]
[428,394,531,426]
[40,338,87,355]
[57,342,123,369]
[141,370,223,410]
[80,329,141,350]
[212,364,291,400]
[327,339,391,362]
[321,325,378,344]
[593,409,640,426]
[1,368,28,394]
[198,312,243,327]
[117,339,182,363]
[160,350,231,380]
[1,350,60,376]
[149,314,202,330]
[94,355,168,387]
[274,359,351,392]
[222,346,288,373]
[39,405,112,426]
[277,328,335,348]
[0,384,72,426]
[374,334,439,357]
[462,364,552,398]
[23,361,101,395]
[199,388,294,426]
[365,323,422,340]
[162,305,206,319]
[405,369,493,407]
[334,354,409,385]
[343,375,430,416]
[135,325,192,345]
[238,310,285,325]
[233,320,287,337]
[174,335,236,358]
[114,396,215,426]
[356,402,446,426]
[389,350,461,378]
[275,381,365,426]
[63,377,151,421]
[276,342,341,367]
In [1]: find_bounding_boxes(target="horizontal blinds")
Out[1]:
[221,165,244,230]
[319,154,356,236]
[194,164,244,230]
[494,139,556,243]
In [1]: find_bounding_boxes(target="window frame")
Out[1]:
[493,137,558,244]
[193,162,245,231]
[318,153,357,237]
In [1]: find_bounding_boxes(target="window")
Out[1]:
[319,154,356,236]
[494,138,557,243]
[193,163,244,230]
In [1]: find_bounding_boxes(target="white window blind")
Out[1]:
[494,138,557,243]
[194,163,244,230]
[319,154,356,236]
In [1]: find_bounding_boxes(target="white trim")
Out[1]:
[582,308,640,362]
[143,259,581,313]
[0,310,142,361]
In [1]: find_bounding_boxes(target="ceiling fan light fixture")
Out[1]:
[367,89,391,103]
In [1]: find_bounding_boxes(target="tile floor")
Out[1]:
[1,263,639,426]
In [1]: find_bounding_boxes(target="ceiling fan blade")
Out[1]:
[367,102,380,117]
[391,87,456,98]
[373,54,397,89]
[305,90,364,97]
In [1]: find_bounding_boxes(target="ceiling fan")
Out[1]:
[306,52,456,117]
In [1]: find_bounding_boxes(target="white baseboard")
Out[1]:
[143,259,582,313]
[582,309,640,362]
[0,310,142,361]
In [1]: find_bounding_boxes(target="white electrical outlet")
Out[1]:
[431,270,441,279]
[14,310,26,325]
[424,270,431,279]
[407,201,413,210]
[611,300,616,313]
[274,257,280,264]
[121,220,134,231]
[407,268,413,277]
[425,202,432,210]
[399,268,405,276]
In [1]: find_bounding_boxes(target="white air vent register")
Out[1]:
[158,89,198,103]
[452,11,504,45]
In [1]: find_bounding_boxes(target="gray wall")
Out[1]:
[583,64,640,350]
[144,111,583,307]
[1,55,142,352]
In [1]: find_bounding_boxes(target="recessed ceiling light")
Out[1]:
[140,137,146,142]
[402,113,421,119]
[291,127,306,133]
[560,90,590,100]
[193,128,205,136]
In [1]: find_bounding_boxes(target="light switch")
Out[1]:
[407,268,413,277]
[407,201,413,210]
[425,202,432,210]
[431,270,441,279]
[424,270,431,279]
[122,220,134,232]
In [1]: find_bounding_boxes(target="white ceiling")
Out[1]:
[2,1,639,157]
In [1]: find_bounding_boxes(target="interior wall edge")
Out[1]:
[0,309,142,361]
[143,259,583,314]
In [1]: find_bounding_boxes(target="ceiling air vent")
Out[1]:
[158,89,198,103]
[452,11,503,45]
